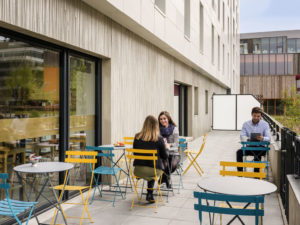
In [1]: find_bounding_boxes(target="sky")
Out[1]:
[240,0,300,33]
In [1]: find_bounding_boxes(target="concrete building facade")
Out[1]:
[0,0,239,223]
[240,30,300,115]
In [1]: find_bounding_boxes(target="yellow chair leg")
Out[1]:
[79,190,93,225]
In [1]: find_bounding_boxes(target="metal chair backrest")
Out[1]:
[179,138,187,148]
[194,191,264,225]
[126,148,158,178]
[65,150,98,187]
[123,137,134,145]
[0,173,16,217]
[241,141,270,151]
[220,161,266,179]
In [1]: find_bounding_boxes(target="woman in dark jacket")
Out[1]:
[133,115,169,202]
[158,111,180,188]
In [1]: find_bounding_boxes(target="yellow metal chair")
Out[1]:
[123,136,134,146]
[51,151,98,225]
[219,161,266,225]
[219,161,266,179]
[183,134,207,176]
[126,148,165,213]
[117,137,134,183]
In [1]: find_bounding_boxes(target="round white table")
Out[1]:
[14,162,73,225]
[197,176,277,196]
[197,176,277,225]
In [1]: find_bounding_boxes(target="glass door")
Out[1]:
[68,55,95,186]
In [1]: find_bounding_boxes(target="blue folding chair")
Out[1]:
[0,173,37,225]
[194,191,264,225]
[86,146,125,206]
[241,141,270,178]
[172,138,187,193]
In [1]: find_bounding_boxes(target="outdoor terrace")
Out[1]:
[27,130,284,225]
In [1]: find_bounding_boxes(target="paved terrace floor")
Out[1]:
[28,131,284,225]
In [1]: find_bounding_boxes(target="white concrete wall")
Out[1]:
[83,0,240,93]
[0,0,227,144]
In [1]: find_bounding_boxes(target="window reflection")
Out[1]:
[288,39,296,53]
[69,55,95,187]
[261,38,269,54]
[270,38,277,54]
[270,54,276,75]
[0,34,60,222]
[253,39,261,54]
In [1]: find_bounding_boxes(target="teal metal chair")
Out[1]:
[241,141,270,178]
[194,191,264,225]
[0,173,37,225]
[173,138,187,193]
[86,146,124,206]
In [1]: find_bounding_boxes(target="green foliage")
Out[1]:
[5,64,55,104]
[278,85,300,134]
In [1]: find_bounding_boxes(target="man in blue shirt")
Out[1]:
[236,107,271,172]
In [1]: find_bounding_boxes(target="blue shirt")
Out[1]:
[240,120,271,142]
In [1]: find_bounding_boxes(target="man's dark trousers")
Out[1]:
[236,149,266,172]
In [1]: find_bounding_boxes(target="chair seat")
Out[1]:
[0,199,36,216]
[184,149,198,154]
[94,166,121,175]
[53,185,90,191]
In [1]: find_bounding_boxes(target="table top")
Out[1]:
[100,144,132,150]
[198,176,277,196]
[14,162,73,174]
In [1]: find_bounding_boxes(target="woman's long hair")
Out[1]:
[136,115,159,142]
[158,111,177,127]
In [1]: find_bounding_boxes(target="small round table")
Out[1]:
[14,162,73,225]
[198,176,277,196]
[197,176,277,225]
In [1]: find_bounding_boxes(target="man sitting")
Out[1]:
[236,107,271,172]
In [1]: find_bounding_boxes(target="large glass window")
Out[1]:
[277,37,283,53]
[155,0,166,14]
[0,34,60,223]
[270,37,277,54]
[288,39,296,53]
[184,0,191,38]
[283,37,287,53]
[253,39,262,54]
[261,38,269,54]
[69,55,95,187]
[296,39,300,53]
[240,40,248,54]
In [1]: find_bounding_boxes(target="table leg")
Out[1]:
[48,172,69,225]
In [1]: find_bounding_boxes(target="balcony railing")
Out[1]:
[262,113,300,223]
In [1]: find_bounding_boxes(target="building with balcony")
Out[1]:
[0,0,239,223]
[240,30,300,115]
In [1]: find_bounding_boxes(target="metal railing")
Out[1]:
[262,113,300,223]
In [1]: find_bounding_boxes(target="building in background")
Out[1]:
[0,0,239,223]
[240,30,300,115]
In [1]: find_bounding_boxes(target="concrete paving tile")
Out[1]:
[25,131,284,225]
[122,215,170,225]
